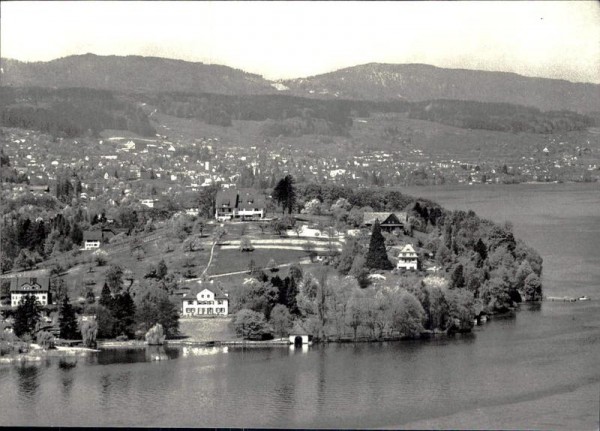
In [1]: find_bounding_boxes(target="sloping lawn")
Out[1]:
[178,317,238,342]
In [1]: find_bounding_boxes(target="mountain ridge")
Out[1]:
[1,54,599,112]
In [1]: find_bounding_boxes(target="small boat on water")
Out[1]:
[578,296,590,301]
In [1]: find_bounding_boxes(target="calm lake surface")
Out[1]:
[1,183,599,429]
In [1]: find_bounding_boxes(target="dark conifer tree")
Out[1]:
[273,175,297,214]
[156,259,168,280]
[59,297,79,340]
[99,282,113,309]
[13,294,41,338]
[365,220,393,270]
[112,292,136,338]
[450,264,466,289]
[475,238,488,262]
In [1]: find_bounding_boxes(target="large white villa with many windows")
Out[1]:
[10,277,50,307]
[181,284,229,317]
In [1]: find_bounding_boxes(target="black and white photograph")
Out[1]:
[0,1,599,429]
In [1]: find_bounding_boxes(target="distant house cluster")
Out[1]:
[215,189,266,221]
[181,284,229,317]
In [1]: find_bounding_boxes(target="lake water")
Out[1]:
[1,183,599,429]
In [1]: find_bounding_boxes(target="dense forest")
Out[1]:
[0,87,156,138]
[0,86,593,139]
[408,99,595,134]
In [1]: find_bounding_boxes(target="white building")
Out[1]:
[83,231,103,250]
[181,284,229,317]
[397,244,418,271]
[141,198,156,208]
[10,277,50,307]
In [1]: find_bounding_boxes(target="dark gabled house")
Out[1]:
[363,212,408,232]
[215,189,265,221]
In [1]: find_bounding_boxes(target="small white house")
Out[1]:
[397,244,418,271]
[141,199,156,208]
[83,231,103,250]
[181,284,229,317]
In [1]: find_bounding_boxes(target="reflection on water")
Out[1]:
[0,302,598,429]
[16,365,40,404]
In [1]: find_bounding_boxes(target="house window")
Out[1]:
[217,300,223,305]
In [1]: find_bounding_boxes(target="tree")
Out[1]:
[480,277,512,312]
[270,304,293,337]
[336,238,360,275]
[145,323,166,345]
[272,175,297,214]
[365,220,393,270]
[85,287,96,304]
[13,294,41,339]
[81,320,98,348]
[350,255,371,288]
[266,258,278,272]
[388,291,425,338]
[446,288,477,332]
[232,309,272,340]
[193,219,206,237]
[515,260,534,291]
[99,283,112,308]
[50,277,68,303]
[91,304,116,339]
[474,238,488,263]
[198,184,219,219]
[450,264,466,289]
[111,291,136,338]
[239,236,254,252]
[346,295,364,340]
[59,297,80,340]
[14,249,37,270]
[36,331,55,350]
[135,287,180,337]
[105,265,124,293]
[235,279,279,319]
[156,259,168,280]
[302,198,322,215]
[523,273,542,302]
[1,252,13,274]
[94,249,108,266]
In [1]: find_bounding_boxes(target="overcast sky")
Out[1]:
[1,1,599,83]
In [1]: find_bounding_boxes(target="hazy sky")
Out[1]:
[2,1,599,83]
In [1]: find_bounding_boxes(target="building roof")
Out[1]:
[363,212,407,226]
[83,230,103,241]
[398,244,417,256]
[216,190,238,208]
[9,277,50,293]
[237,190,266,208]
[181,282,229,301]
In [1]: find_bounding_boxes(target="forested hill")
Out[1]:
[0,87,155,138]
[282,63,600,113]
[0,54,275,95]
[2,55,599,114]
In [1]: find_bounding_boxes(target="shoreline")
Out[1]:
[0,345,100,365]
